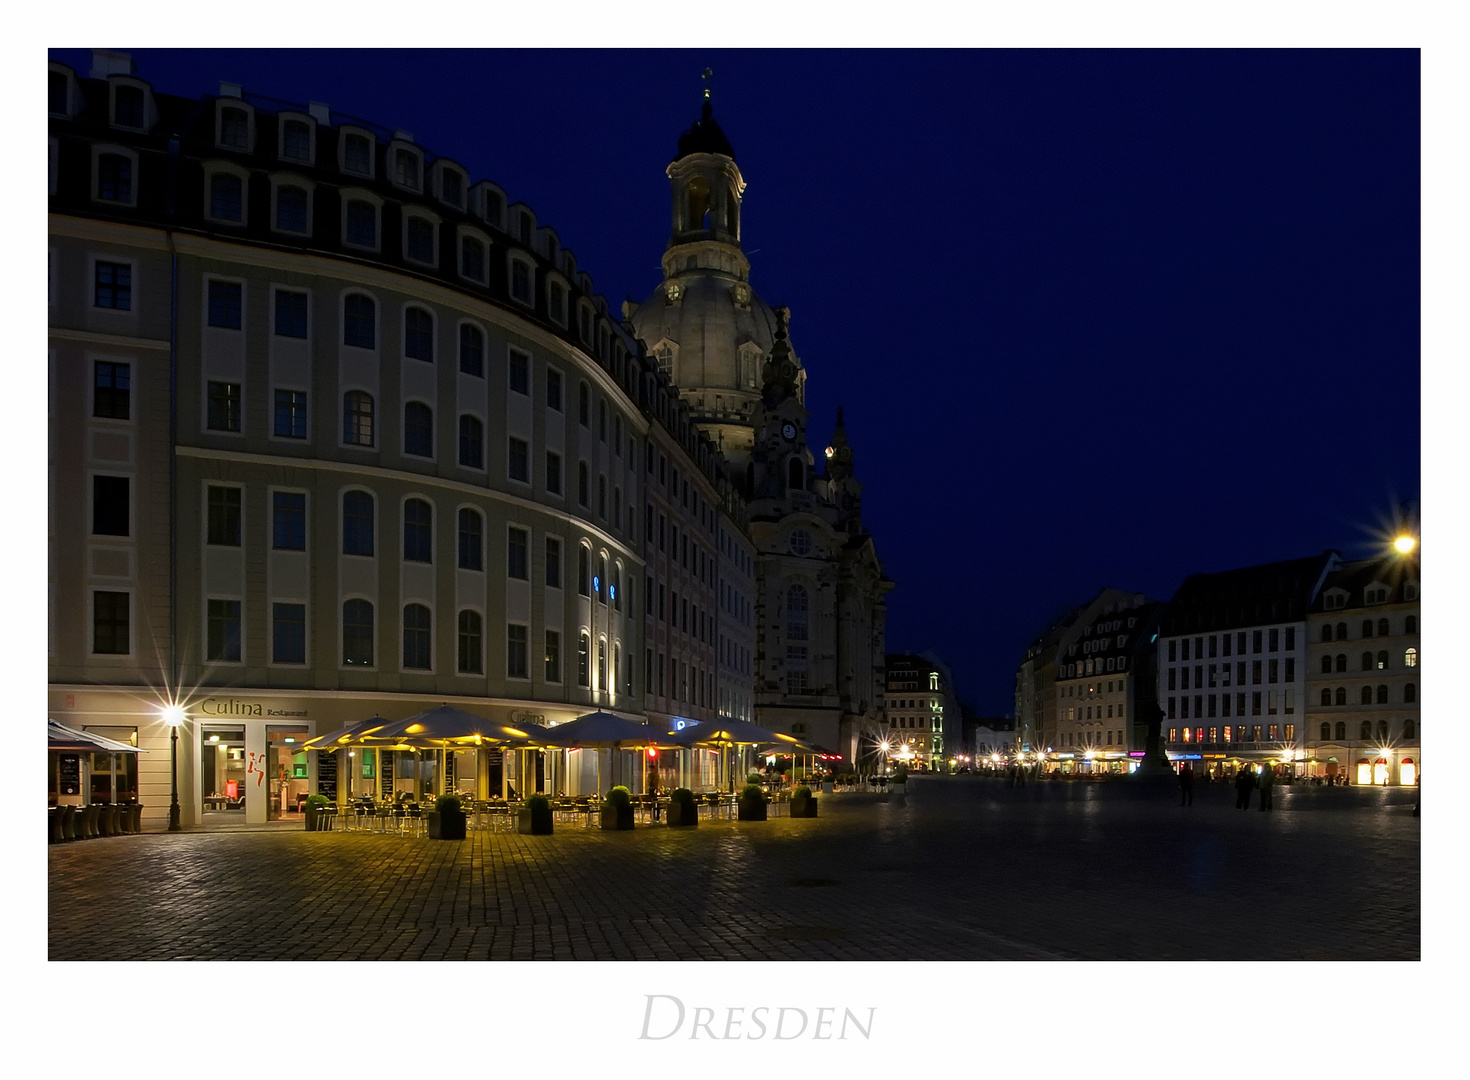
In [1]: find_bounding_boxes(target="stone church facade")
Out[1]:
[627,92,891,761]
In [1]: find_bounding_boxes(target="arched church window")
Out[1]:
[685,177,710,231]
[786,585,808,642]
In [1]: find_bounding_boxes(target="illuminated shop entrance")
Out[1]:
[201,727,246,818]
[1400,758,1416,786]
[267,727,310,820]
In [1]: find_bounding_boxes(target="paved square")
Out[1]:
[48,777,1419,961]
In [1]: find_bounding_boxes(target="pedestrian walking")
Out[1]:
[1178,763,1194,807]
[1235,765,1254,810]
[1258,763,1274,811]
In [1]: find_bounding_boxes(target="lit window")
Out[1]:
[1404,648,1417,668]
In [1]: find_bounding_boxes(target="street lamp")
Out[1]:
[161,704,185,831]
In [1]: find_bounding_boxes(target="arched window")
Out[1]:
[1360,686,1373,705]
[343,390,374,446]
[1319,688,1332,707]
[1335,654,1347,673]
[342,599,374,665]
[1404,683,1416,704]
[457,508,482,571]
[787,584,809,641]
[458,415,483,469]
[403,498,432,562]
[1359,720,1372,741]
[1320,656,1332,675]
[1335,622,1347,640]
[1376,685,1389,704]
[579,382,590,427]
[457,610,482,674]
[596,555,607,605]
[1334,722,1346,741]
[787,457,804,491]
[1319,722,1330,741]
[578,545,590,597]
[342,490,374,556]
[1335,687,1347,706]
[1404,647,1417,668]
[404,402,433,457]
[1322,624,1333,642]
[685,176,710,229]
[1377,618,1390,636]
[1402,719,1415,740]
[459,323,484,377]
[405,306,434,361]
[577,632,590,687]
[1405,615,1417,634]
[1361,652,1373,671]
[402,603,431,669]
[1376,650,1388,670]
[1361,620,1374,639]
[1375,719,1388,742]
[344,293,375,348]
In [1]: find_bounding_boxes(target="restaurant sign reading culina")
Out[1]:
[199,698,308,718]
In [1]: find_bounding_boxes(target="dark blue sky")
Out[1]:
[53,48,1419,716]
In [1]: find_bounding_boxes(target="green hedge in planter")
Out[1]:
[667,787,698,827]
[519,793,554,835]
[601,785,635,830]
[429,794,467,840]
[304,793,330,831]
[737,783,767,822]
[789,784,818,818]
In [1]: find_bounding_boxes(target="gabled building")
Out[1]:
[1051,598,1162,773]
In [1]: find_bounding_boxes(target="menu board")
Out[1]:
[59,754,81,796]
[485,749,503,795]
[381,750,394,797]
[317,750,337,799]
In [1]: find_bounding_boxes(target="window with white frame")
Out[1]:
[509,256,533,305]
[110,81,148,131]
[340,129,374,177]
[216,103,253,151]
[391,145,421,191]
[459,231,488,284]
[438,164,465,208]
[279,115,314,164]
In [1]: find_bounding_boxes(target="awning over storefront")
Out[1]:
[48,720,145,754]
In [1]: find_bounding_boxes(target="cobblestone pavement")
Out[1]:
[48,777,1419,961]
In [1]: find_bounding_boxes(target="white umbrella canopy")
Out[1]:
[48,720,145,753]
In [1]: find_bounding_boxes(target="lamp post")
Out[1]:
[161,704,185,831]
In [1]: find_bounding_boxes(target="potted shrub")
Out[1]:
[304,793,330,831]
[737,783,768,821]
[789,784,818,818]
[601,785,635,830]
[667,787,699,827]
[518,793,554,835]
[428,794,467,840]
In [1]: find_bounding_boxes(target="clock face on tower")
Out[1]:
[781,422,797,441]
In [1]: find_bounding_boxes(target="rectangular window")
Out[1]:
[207,599,242,662]
[1222,634,1232,657]
[1181,639,1189,662]
[458,611,482,674]
[1284,723,1295,742]
[1252,630,1262,654]
[344,134,371,174]
[1285,627,1296,651]
[1237,632,1246,654]
[1268,659,1279,684]
[274,291,308,338]
[459,325,484,377]
[406,217,435,263]
[1252,692,1262,716]
[207,486,242,545]
[457,510,482,571]
[92,475,129,536]
[272,491,306,550]
[1251,660,1262,685]
[507,526,529,579]
[211,174,243,221]
[1208,635,1217,658]
[272,603,306,663]
[1285,689,1295,715]
[276,185,308,232]
[544,630,561,683]
[545,538,561,588]
[94,262,131,310]
[207,381,241,432]
[1236,692,1246,716]
[1251,724,1263,742]
[50,71,68,115]
[1237,661,1246,685]
[1268,691,1278,716]
[92,591,129,654]
[346,201,376,246]
[1269,628,1279,652]
[546,369,563,411]
[546,451,562,495]
[508,349,530,395]
[578,634,591,687]
[274,389,308,439]
[1222,695,1231,717]
[508,437,529,483]
[207,280,242,329]
[93,361,131,420]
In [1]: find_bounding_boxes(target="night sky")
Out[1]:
[50,48,1420,717]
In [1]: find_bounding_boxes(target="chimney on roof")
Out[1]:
[308,101,331,125]
[393,129,414,142]
[219,82,242,98]
[90,50,135,78]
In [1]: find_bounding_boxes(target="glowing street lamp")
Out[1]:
[160,704,185,832]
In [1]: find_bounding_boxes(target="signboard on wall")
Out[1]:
[317,751,337,799]
[59,754,80,796]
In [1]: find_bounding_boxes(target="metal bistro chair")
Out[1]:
[374,802,394,833]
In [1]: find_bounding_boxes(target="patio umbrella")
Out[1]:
[357,705,554,801]
[294,715,392,753]
[48,720,145,753]
[671,718,807,792]
[541,711,694,796]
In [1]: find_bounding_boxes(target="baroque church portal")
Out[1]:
[628,89,892,762]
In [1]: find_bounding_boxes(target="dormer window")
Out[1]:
[281,118,312,163]
[479,186,504,230]
[343,132,373,176]
[1404,582,1418,601]
[548,281,567,325]
[509,256,533,305]
[440,168,464,208]
[517,212,533,245]
[393,147,420,190]
[1365,585,1389,605]
[219,105,251,150]
[113,84,145,129]
[578,306,592,345]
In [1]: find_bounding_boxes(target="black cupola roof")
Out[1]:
[675,97,736,162]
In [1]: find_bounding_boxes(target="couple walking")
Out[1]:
[1233,764,1273,810]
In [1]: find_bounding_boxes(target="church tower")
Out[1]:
[626,82,803,478]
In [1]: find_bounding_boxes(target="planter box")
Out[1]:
[666,800,698,827]
[737,798,768,822]
[304,806,323,831]
[600,804,635,830]
[518,805,554,835]
[428,810,467,840]
[789,795,818,818]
